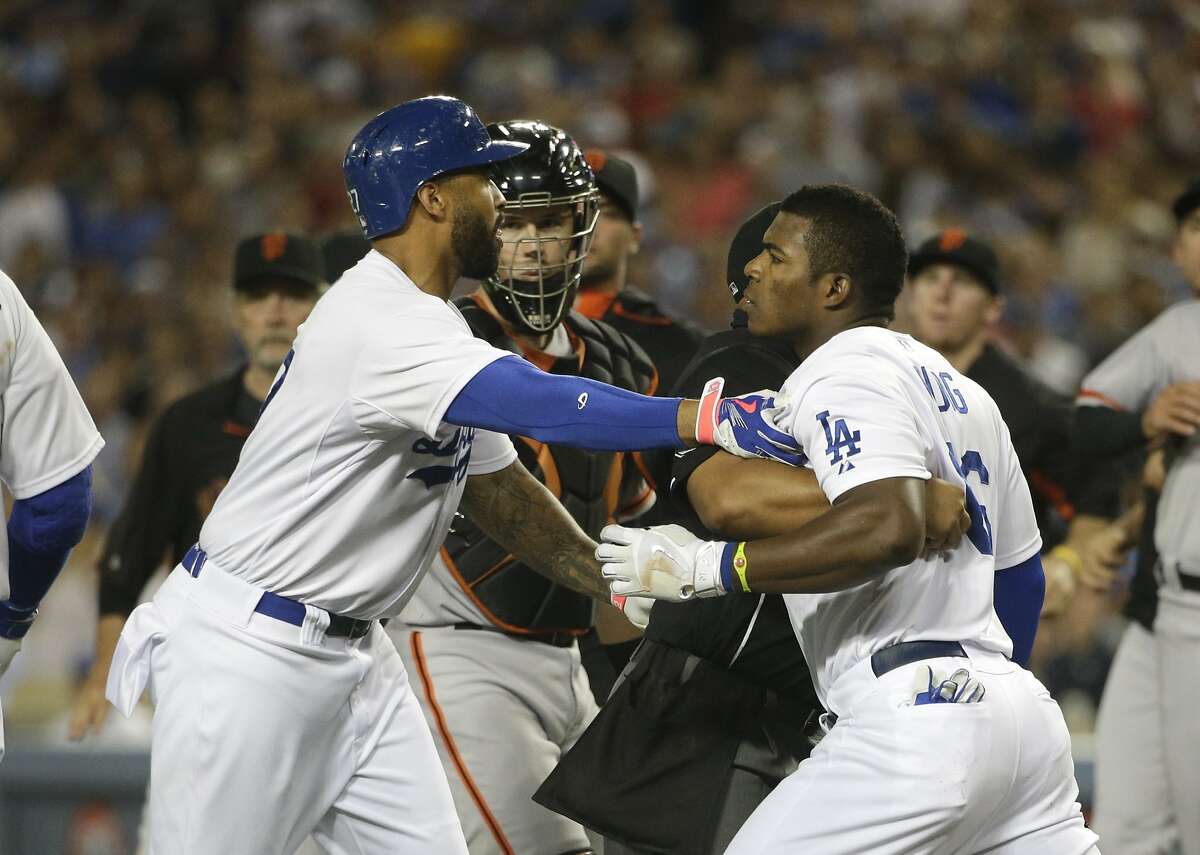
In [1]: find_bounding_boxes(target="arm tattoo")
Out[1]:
[460,461,609,602]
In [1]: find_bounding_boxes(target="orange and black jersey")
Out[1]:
[98,369,260,617]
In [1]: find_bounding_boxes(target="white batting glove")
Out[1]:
[912,665,986,705]
[597,524,727,601]
[0,637,21,680]
[610,593,654,630]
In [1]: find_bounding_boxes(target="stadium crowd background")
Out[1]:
[1,0,1197,748]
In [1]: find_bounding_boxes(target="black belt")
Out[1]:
[452,622,580,648]
[869,640,967,678]
[182,546,373,640]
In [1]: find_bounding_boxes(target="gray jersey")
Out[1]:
[1078,300,1200,602]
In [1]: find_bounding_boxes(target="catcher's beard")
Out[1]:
[453,205,502,281]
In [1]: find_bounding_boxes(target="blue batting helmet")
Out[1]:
[342,96,528,239]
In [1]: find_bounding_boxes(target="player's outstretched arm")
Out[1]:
[686,452,968,547]
[600,476,930,600]
[459,459,609,602]
[444,356,802,464]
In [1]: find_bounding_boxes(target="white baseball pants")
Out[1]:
[107,561,468,855]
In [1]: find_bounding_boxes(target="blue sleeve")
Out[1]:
[445,355,684,451]
[993,552,1045,668]
[2,466,93,638]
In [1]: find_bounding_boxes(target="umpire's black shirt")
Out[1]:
[642,325,814,704]
[98,369,260,616]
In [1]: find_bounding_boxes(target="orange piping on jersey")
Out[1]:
[1077,388,1126,411]
[221,420,252,437]
[574,288,617,320]
[470,555,516,588]
[440,546,587,638]
[603,453,624,518]
[616,480,656,520]
[1028,469,1076,522]
[410,632,517,855]
[468,289,586,372]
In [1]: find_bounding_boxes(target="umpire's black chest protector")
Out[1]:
[444,298,657,635]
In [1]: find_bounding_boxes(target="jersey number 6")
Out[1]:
[946,441,994,556]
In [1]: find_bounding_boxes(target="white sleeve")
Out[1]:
[991,417,1043,568]
[783,364,932,503]
[350,303,514,440]
[465,428,517,476]
[0,272,103,498]
[1077,313,1167,411]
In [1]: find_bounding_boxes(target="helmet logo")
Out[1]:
[585,150,607,173]
[261,233,288,261]
[938,227,967,252]
[347,187,361,215]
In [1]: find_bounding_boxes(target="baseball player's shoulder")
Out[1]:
[614,286,704,342]
[1154,297,1200,332]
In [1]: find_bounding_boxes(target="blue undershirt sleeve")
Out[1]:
[445,355,684,451]
[993,552,1045,668]
[2,466,93,638]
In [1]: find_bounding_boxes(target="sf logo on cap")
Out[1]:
[260,233,288,261]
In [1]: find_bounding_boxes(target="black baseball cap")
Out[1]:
[233,232,325,293]
[584,149,638,222]
[321,231,372,283]
[1172,178,1200,223]
[907,228,1000,294]
[727,202,782,303]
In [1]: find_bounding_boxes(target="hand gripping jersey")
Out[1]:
[774,327,1041,711]
[197,250,518,619]
[0,271,103,596]
[403,297,657,635]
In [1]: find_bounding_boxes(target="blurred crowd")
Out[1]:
[2,0,1198,740]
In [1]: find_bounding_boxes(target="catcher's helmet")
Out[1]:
[342,96,527,239]
[483,120,599,335]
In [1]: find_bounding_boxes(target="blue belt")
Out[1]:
[182,545,373,640]
[869,640,967,678]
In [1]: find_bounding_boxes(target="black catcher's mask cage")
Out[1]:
[483,120,600,335]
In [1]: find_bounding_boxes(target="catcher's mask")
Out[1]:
[484,120,599,335]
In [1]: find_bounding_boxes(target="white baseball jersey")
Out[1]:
[775,327,1041,708]
[1078,300,1200,585]
[0,270,103,598]
[198,250,517,619]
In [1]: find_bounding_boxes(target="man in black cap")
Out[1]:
[575,149,703,399]
[904,228,1087,620]
[535,206,972,855]
[68,232,326,742]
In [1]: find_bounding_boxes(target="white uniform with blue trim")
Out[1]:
[106,250,518,855]
[725,327,1098,855]
[0,269,103,760]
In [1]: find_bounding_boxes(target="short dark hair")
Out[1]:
[779,185,908,316]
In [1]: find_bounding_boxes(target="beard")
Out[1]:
[452,205,502,280]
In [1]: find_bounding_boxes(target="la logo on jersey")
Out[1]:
[816,410,861,473]
[407,427,474,489]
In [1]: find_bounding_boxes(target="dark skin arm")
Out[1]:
[459,459,608,602]
[688,451,967,551]
[734,476,928,594]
